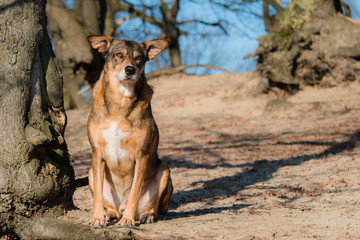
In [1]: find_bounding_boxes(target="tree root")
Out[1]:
[11,216,185,240]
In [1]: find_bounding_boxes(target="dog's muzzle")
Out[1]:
[114,65,138,82]
[125,66,136,76]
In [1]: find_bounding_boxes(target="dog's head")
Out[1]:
[88,35,168,96]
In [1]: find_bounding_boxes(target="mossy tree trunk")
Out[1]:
[0,0,74,236]
[253,0,360,92]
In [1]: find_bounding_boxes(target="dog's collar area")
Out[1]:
[121,78,136,82]
[120,81,135,97]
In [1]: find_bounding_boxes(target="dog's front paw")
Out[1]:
[90,217,106,229]
[118,216,135,227]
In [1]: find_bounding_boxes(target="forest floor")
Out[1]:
[63,72,360,240]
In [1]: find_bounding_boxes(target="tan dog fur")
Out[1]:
[87,35,173,228]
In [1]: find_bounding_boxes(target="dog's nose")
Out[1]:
[125,66,136,75]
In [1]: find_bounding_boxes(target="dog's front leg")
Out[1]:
[90,151,106,228]
[118,154,149,227]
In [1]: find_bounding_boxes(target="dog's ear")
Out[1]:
[88,35,113,55]
[142,39,169,60]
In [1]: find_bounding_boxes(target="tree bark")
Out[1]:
[160,0,182,67]
[46,0,109,109]
[0,0,74,236]
[167,38,182,67]
[253,0,360,92]
[262,0,284,32]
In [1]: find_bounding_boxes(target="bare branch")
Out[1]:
[341,0,351,17]
[73,0,82,12]
[112,0,162,27]
[82,0,101,35]
[147,64,232,79]
[179,19,229,34]
[263,0,284,14]
[171,0,180,18]
[103,0,116,35]
[116,14,134,26]
[209,0,262,11]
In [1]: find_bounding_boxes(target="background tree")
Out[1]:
[47,0,360,108]
[113,0,233,68]
[0,0,74,236]
[46,0,115,109]
[249,0,360,93]
[47,0,247,109]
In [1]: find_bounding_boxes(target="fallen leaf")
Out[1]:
[235,193,244,200]
[317,182,327,190]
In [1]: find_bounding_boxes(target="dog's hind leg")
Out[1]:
[157,161,173,214]
[139,161,173,224]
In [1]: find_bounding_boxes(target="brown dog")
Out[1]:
[87,35,173,228]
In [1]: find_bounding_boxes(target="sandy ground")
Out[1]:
[64,72,360,239]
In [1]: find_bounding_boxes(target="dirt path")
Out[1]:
[64,72,360,239]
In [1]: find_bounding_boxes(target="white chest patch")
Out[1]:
[112,70,137,97]
[102,121,130,163]
[120,82,134,97]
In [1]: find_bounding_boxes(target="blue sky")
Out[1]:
[143,0,360,74]
[64,0,360,74]
[113,0,270,73]
[174,0,360,74]
[176,0,267,74]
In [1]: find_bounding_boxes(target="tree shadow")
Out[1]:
[166,129,360,217]
[160,128,348,170]
[71,120,360,220]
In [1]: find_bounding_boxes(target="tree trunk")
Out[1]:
[46,0,108,109]
[254,0,360,92]
[0,0,74,236]
[168,37,182,67]
[262,0,284,32]
[159,0,182,68]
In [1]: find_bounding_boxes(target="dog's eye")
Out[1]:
[135,56,142,61]
[116,53,124,58]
